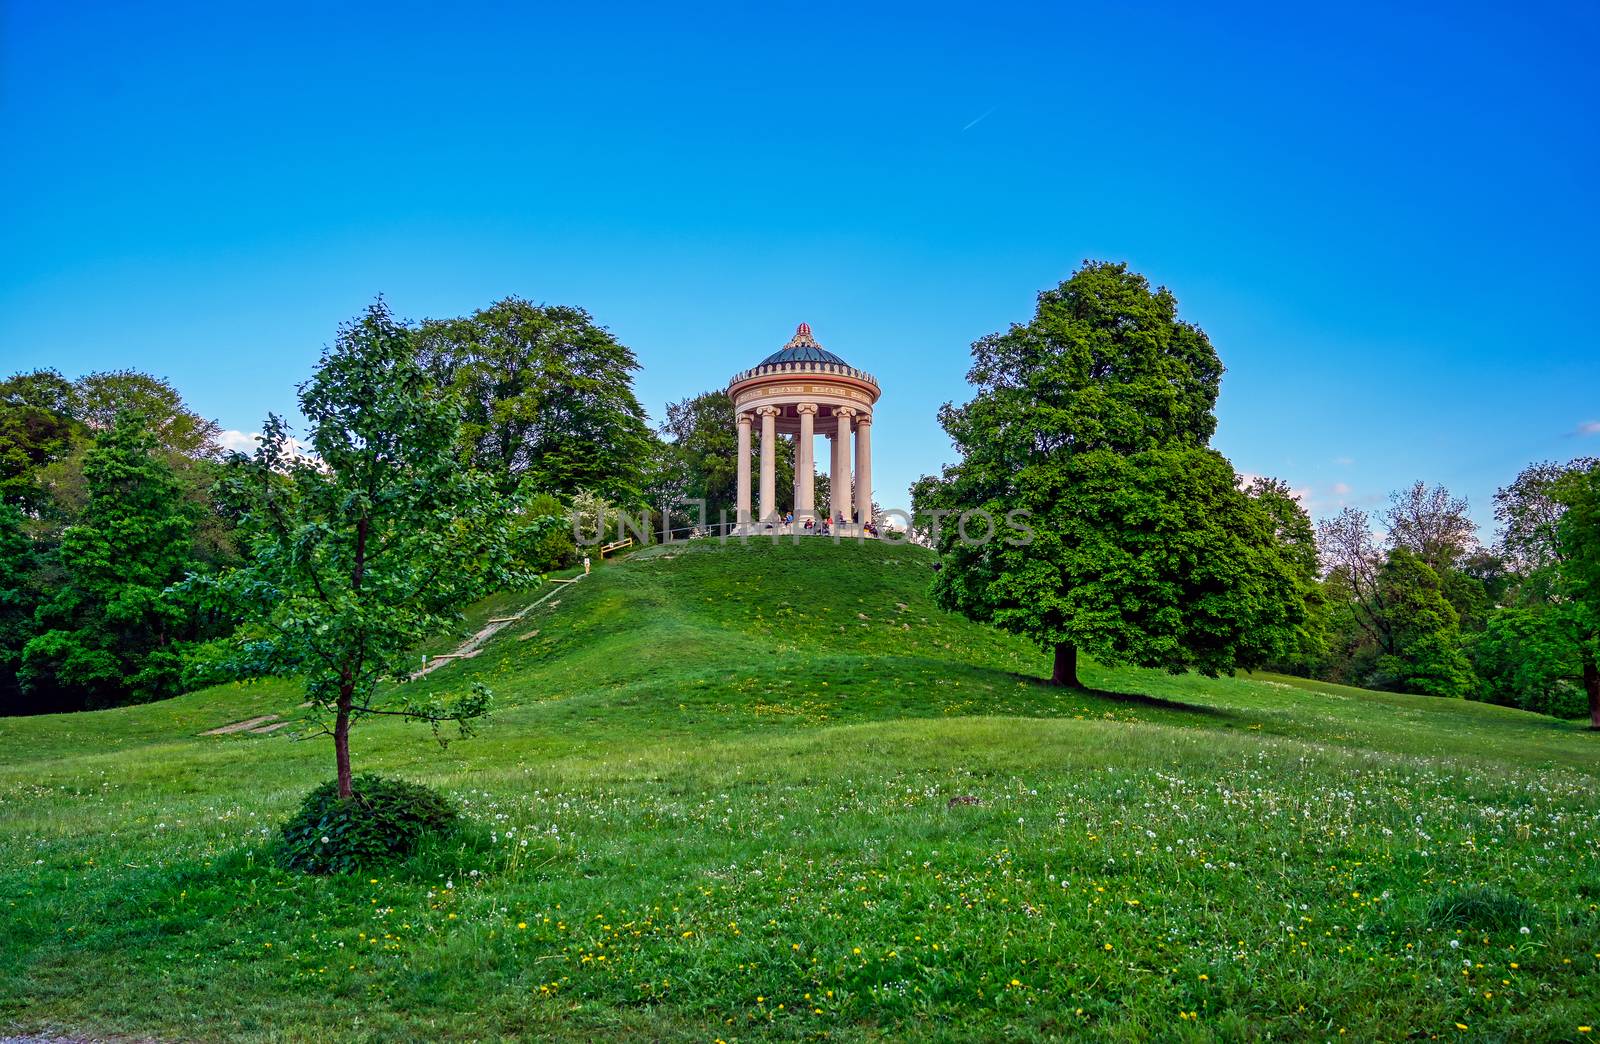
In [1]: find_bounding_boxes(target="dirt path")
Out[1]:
[410,576,579,680]
[198,577,581,737]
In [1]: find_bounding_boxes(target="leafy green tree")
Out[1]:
[73,370,222,458]
[1245,476,1327,674]
[918,261,1305,687]
[19,412,197,709]
[1488,458,1600,726]
[0,369,86,512]
[415,297,653,503]
[0,502,40,713]
[1551,462,1600,727]
[1468,608,1585,717]
[1368,548,1476,698]
[214,301,531,798]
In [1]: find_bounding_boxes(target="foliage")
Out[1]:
[211,300,531,796]
[18,412,198,710]
[1489,458,1600,727]
[1316,494,1484,699]
[1367,549,1476,698]
[278,774,458,874]
[1551,461,1600,727]
[658,389,801,526]
[0,369,86,512]
[515,494,578,572]
[920,260,1305,685]
[0,502,40,713]
[1384,481,1477,573]
[415,297,654,503]
[73,369,223,458]
[1468,608,1586,717]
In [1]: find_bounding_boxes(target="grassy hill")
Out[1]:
[2,538,1597,1041]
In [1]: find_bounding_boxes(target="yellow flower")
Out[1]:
[1456,1024,1469,1031]
[1010,979,1022,987]
[682,930,694,938]
[1104,943,1113,951]
[517,922,527,930]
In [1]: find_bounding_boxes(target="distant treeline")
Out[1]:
[1273,471,1598,723]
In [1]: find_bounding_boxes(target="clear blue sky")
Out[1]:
[4,1,1596,527]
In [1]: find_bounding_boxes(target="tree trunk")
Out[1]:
[335,690,354,799]
[1050,642,1080,687]
[1585,650,1600,731]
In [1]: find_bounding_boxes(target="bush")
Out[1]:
[278,774,458,874]
[1426,885,1534,932]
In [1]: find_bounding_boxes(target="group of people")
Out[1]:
[777,511,878,537]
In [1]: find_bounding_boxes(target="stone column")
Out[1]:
[735,411,752,527]
[795,403,817,520]
[854,413,873,526]
[832,407,856,523]
[757,406,779,524]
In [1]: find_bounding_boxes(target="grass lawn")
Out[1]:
[2,538,1598,1041]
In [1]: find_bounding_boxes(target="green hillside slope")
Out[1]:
[2,539,1597,1041]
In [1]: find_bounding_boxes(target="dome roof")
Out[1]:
[760,322,848,366]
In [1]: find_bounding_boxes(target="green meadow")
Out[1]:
[2,539,1597,1041]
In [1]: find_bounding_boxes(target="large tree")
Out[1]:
[73,370,222,459]
[19,412,197,710]
[415,297,653,503]
[215,301,530,798]
[918,261,1306,687]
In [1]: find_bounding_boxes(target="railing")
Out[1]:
[727,360,879,388]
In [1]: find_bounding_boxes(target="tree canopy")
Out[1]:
[415,297,653,503]
[918,261,1307,686]
[18,412,197,710]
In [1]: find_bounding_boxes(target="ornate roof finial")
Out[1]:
[785,323,820,350]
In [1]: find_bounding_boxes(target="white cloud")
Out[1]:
[1333,456,1355,466]
[1330,481,1353,497]
[218,428,317,464]
[219,429,261,454]
[1577,420,1600,436]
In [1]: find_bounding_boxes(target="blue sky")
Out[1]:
[3,1,1596,527]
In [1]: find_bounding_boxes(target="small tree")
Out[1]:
[216,302,530,797]
[919,261,1306,687]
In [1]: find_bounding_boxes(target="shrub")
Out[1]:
[1426,885,1534,932]
[278,774,458,874]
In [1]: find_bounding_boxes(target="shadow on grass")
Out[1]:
[1011,673,1243,722]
